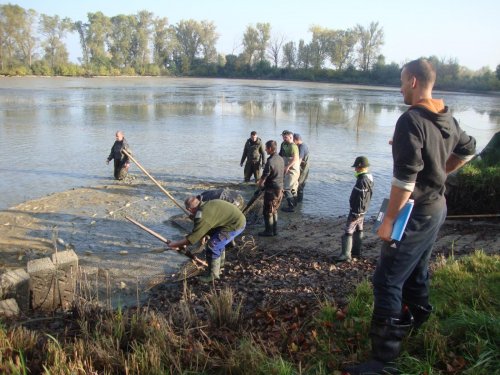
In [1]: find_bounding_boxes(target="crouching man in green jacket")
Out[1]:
[168,197,246,282]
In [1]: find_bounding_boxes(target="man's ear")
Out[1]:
[410,76,417,88]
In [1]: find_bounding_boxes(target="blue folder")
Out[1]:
[373,199,414,241]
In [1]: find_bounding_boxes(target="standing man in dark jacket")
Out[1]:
[335,156,373,262]
[257,140,285,236]
[293,133,310,203]
[240,131,266,182]
[344,58,476,375]
[106,130,130,180]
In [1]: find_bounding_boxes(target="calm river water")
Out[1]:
[1,77,499,217]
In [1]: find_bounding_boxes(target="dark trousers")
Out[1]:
[263,188,283,215]
[113,159,128,180]
[298,163,309,196]
[244,161,261,182]
[372,203,447,317]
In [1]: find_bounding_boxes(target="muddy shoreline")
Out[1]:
[1,178,498,309]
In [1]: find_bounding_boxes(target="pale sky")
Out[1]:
[11,0,500,71]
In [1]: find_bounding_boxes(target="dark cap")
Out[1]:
[281,130,293,136]
[293,133,302,141]
[351,156,370,168]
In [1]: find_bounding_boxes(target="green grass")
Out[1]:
[1,251,499,374]
[446,161,500,215]
[312,250,500,374]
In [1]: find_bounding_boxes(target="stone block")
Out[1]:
[27,257,56,311]
[52,250,78,310]
[0,298,20,317]
[0,268,30,312]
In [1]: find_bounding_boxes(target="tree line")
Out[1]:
[1,4,499,92]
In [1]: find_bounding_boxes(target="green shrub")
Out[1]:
[446,161,500,214]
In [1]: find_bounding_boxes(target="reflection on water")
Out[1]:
[0,77,498,217]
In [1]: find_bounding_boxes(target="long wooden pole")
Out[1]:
[447,213,500,219]
[125,216,207,267]
[122,149,191,216]
[242,190,263,214]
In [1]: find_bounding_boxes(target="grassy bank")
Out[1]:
[1,251,499,374]
[446,161,500,215]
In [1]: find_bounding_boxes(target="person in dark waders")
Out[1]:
[256,140,284,237]
[106,130,130,180]
[240,131,266,183]
[335,156,373,262]
[168,197,246,283]
[293,133,310,203]
[279,130,300,212]
[342,58,476,375]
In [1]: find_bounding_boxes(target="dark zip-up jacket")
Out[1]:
[392,105,476,215]
[261,153,285,190]
[107,139,130,163]
[349,172,374,215]
[241,137,266,165]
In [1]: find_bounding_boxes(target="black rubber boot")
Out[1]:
[336,234,352,262]
[352,230,364,258]
[226,239,237,249]
[297,188,304,203]
[272,212,278,236]
[258,214,274,236]
[281,197,295,212]
[343,311,413,375]
[199,256,221,283]
[407,303,433,331]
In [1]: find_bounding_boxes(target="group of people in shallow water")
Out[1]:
[239,129,374,264]
[106,58,478,375]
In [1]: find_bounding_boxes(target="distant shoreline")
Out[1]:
[1,74,499,96]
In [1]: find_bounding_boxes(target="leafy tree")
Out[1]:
[39,14,72,71]
[18,8,38,67]
[198,20,218,64]
[371,55,400,84]
[297,39,311,69]
[253,59,272,77]
[175,19,203,69]
[0,4,38,70]
[329,29,357,71]
[108,14,136,69]
[86,12,112,72]
[355,21,384,71]
[74,20,89,68]
[223,54,238,75]
[132,10,153,73]
[496,64,500,80]
[281,40,296,69]
[241,24,259,65]
[242,22,270,66]
[255,23,270,63]
[308,26,335,70]
[152,16,176,71]
[268,34,285,68]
